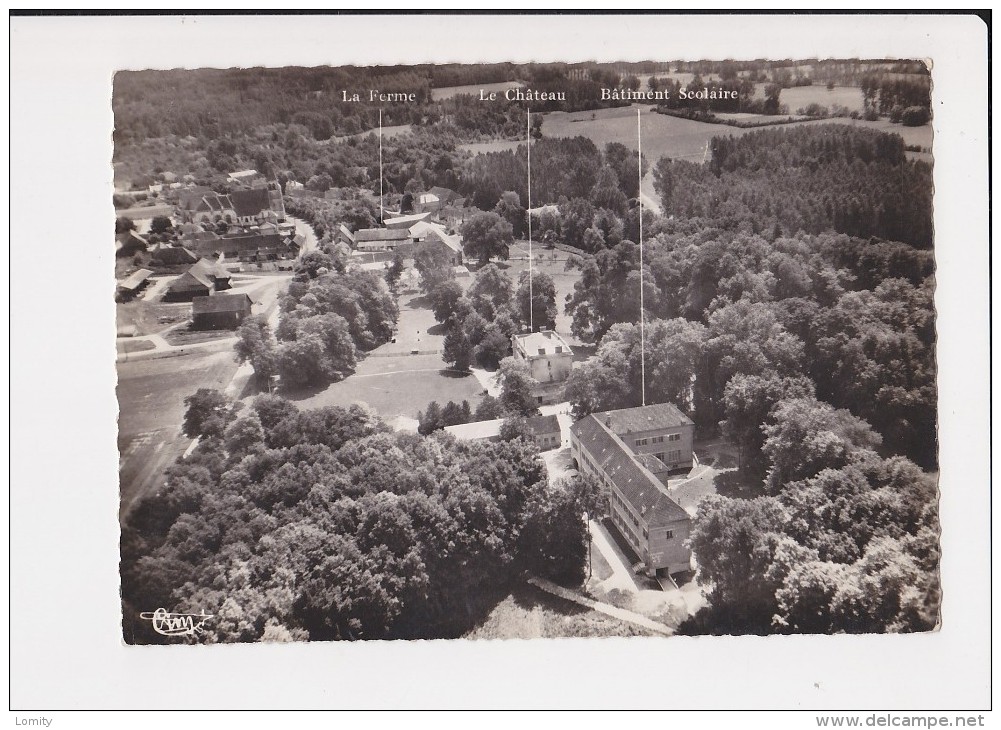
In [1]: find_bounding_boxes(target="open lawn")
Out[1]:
[287,353,486,420]
[464,582,658,639]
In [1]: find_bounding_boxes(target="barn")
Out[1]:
[191,294,253,330]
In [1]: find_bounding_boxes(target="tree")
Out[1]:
[461,211,513,265]
[496,357,540,417]
[443,322,473,372]
[417,401,444,435]
[234,315,277,383]
[296,251,334,279]
[518,476,590,586]
[413,239,456,294]
[558,197,595,249]
[513,270,557,332]
[467,264,513,319]
[115,216,135,234]
[762,397,882,493]
[223,413,265,460]
[721,373,815,478]
[499,416,532,442]
[473,324,510,370]
[150,215,173,235]
[494,190,527,238]
[474,395,507,421]
[385,252,406,290]
[182,389,235,439]
[427,280,464,324]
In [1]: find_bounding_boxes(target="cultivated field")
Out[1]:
[432,80,523,101]
[777,84,866,114]
[117,350,239,516]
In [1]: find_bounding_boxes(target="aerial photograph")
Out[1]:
[113,58,939,643]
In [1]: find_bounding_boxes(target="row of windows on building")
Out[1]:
[635,433,681,447]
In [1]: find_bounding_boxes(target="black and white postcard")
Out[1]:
[10,12,991,714]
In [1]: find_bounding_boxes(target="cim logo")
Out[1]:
[139,608,213,637]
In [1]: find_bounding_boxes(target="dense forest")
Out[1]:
[653,126,933,247]
[121,393,592,643]
[558,123,939,633]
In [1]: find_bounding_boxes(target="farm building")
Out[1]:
[115,230,149,258]
[191,293,253,330]
[333,224,357,248]
[570,403,695,577]
[163,258,232,301]
[148,243,198,267]
[116,268,153,302]
[195,232,299,262]
[383,211,431,230]
[410,222,464,266]
[355,228,413,253]
[511,329,574,404]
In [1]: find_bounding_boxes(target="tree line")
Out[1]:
[121,392,593,642]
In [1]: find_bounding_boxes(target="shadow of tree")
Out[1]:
[713,470,766,499]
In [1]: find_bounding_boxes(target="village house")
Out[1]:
[163,258,232,301]
[191,293,253,330]
[570,403,696,577]
[511,329,575,404]
[115,230,149,258]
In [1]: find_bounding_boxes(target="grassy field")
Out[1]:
[432,80,522,101]
[778,84,866,113]
[287,353,486,420]
[464,582,659,639]
[538,103,933,172]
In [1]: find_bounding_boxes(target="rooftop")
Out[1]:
[601,402,694,435]
[571,415,690,527]
[444,418,503,441]
[118,268,153,290]
[355,228,412,243]
[192,293,253,314]
[513,329,574,357]
[383,211,431,229]
[229,188,273,218]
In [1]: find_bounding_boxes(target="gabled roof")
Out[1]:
[601,403,694,435]
[383,211,431,229]
[337,224,356,243]
[229,188,272,218]
[444,418,503,441]
[355,228,411,243]
[571,415,690,527]
[425,229,463,256]
[525,414,561,435]
[418,193,440,205]
[190,257,231,282]
[197,233,292,256]
[192,293,253,315]
[118,268,153,290]
[168,269,213,293]
[228,169,258,180]
[428,186,457,200]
